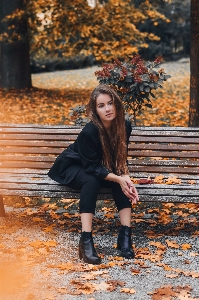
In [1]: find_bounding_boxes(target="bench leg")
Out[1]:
[0,195,6,217]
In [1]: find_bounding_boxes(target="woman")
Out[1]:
[48,84,139,264]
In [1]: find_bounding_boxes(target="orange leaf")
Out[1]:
[166,240,180,248]
[181,243,192,250]
[149,241,166,250]
[165,274,179,278]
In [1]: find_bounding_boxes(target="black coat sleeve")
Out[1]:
[77,129,110,180]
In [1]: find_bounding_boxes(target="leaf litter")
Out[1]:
[0,199,199,299]
[0,61,190,127]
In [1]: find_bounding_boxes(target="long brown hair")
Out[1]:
[87,84,128,175]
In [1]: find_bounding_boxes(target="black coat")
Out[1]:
[48,120,132,185]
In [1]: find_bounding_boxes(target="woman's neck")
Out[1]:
[103,124,112,136]
[101,120,112,134]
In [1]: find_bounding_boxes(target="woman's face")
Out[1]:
[95,93,116,127]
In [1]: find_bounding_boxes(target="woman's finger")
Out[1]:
[123,188,133,199]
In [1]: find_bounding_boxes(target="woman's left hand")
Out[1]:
[121,175,139,204]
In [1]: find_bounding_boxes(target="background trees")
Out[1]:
[28,0,168,71]
[0,0,31,88]
[189,0,199,127]
[137,0,190,60]
[1,0,198,127]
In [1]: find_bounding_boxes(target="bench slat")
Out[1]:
[0,134,78,141]
[0,162,51,169]
[131,130,199,137]
[1,148,199,158]
[0,188,116,200]
[1,183,199,194]
[1,124,199,131]
[0,148,63,154]
[128,144,199,151]
[128,160,199,167]
[1,162,199,174]
[0,155,55,162]
[129,136,199,143]
[130,166,199,174]
[1,169,198,181]
[0,168,47,173]
[1,141,199,152]
[1,179,199,190]
[1,156,199,167]
[0,123,81,130]
[1,131,199,138]
[0,140,71,147]
[128,150,199,158]
[0,174,198,184]
[0,169,199,180]
[0,190,198,203]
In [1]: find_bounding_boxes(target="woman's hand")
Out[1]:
[120,175,139,204]
[104,173,139,204]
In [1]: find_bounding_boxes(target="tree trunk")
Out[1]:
[189,0,199,126]
[0,0,31,89]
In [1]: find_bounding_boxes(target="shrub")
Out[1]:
[70,55,171,125]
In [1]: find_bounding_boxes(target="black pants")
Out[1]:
[66,166,132,214]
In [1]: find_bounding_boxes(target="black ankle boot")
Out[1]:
[117,225,135,259]
[79,232,101,264]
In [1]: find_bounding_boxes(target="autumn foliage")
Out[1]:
[0,0,169,63]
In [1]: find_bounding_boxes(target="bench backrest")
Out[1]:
[0,124,199,180]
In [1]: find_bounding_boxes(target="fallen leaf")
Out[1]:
[166,240,180,249]
[149,241,167,250]
[181,244,192,250]
[120,288,136,294]
[165,176,181,184]
[187,180,196,184]
[165,274,179,278]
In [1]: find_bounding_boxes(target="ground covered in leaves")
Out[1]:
[0,200,199,300]
[0,59,190,127]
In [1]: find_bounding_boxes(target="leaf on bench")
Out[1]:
[188,180,196,185]
[154,175,165,183]
[165,176,181,184]
[137,179,154,184]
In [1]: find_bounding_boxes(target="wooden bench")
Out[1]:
[0,124,199,217]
